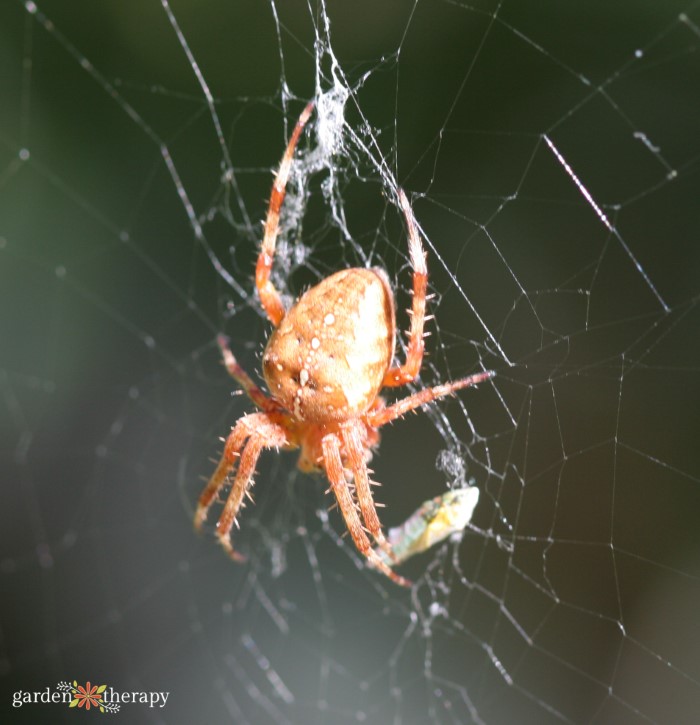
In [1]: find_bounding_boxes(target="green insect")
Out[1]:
[375,486,480,567]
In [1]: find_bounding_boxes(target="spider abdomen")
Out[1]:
[262,267,396,423]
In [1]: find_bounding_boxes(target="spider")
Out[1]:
[195,101,492,586]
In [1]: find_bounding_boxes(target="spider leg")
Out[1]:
[383,188,428,388]
[256,101,315,327]
[340,424,395,560]
[214,433,268,560]
[195,413,289,562]
[194,420,250,538]
[217,334,277,413]
[368,371,493,428]
[322,432,411,587]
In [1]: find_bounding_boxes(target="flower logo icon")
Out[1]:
[70,681,104,710]
[57,681,120,714]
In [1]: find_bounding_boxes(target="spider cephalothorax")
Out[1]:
[195,101,491,586]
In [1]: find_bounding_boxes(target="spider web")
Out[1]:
[2,0,700,723]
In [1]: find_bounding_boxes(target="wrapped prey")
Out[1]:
[375,486,479,567]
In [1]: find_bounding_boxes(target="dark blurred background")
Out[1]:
[2,1,700,723]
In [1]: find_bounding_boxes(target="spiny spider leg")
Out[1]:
[216,334,277,413]
[256,101,315,327]
[368,371,493,428]
[341,424,395,560]
[195,413,288,561]
[322,433,411,587]
[383,189,428,388]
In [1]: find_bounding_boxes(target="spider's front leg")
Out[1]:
[340,424,395,561]
[322,432,411,587]
[195,412,289,561]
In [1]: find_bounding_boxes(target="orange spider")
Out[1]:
[195,101,492,586]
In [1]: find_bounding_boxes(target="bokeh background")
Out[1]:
[2,1,700,723]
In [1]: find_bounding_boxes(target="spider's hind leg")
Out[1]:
[256,101,315,327]
[382,189,428,388]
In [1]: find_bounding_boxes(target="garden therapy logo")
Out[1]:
[59,681,119,713]
[12,681,170,712]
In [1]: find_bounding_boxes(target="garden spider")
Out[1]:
[195,101,492,586]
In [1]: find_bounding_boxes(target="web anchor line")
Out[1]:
[543,135,669,313]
